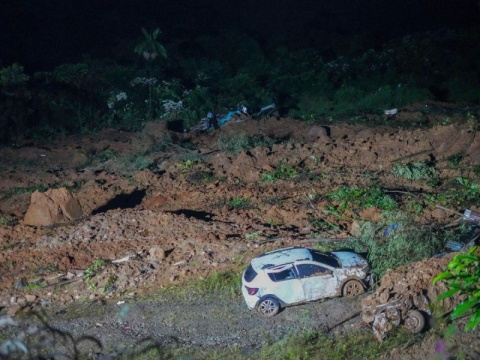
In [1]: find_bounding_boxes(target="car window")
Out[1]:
[297,264,332,278]
[310,251,340,268]
[268,268,296,282]
[244,264,258,282]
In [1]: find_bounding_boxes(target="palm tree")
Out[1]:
[134,28,167,61]
[134,28,167,118]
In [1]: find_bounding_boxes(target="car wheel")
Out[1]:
[342,280,365,297]
[257,297,280,317]
[404,310,425,334]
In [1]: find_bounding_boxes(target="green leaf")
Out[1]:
[451,299,477,319]
[438,288,460,301]
[465,310,480,331]
[433,272,453,284]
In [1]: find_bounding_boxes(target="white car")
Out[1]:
[242,246,372,317]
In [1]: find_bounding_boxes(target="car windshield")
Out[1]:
[310,250,340,268]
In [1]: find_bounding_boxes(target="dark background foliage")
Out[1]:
[0,0,479,144]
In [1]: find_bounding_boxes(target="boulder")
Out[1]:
[23,188,83,226]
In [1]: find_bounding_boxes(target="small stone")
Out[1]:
[148,246,166,260]
[66,272,75,280]
[10,296,17,305]
[17,297,27,307]
[25,295,36,303]
[431,208,447,220]
[89,294,96,300]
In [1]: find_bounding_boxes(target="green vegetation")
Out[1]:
[83,259,107,284]
[162,270,242,300]
[196,328,415,360]
[260,163,298,183]
[230,197,251,209]
[176,159,195,173]
[452,177,480,207]
[328,186,397,212]
[352,211,444,277]
[217,131,275,155]
[0,216,18,226]
[2,28,479,145]
[97,148,118,162]
[392,161,436,181]
[245,232,260,240]
[447,153,463,168]
[434,246,480,331]
[23,283,44,292]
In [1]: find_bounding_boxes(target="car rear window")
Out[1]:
[244,264,258,282]
[311,251,340,268]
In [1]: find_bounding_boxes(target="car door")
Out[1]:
[266,265,305,305]
[296,262,338,301]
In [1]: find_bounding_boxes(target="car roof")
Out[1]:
[251,247,312,271]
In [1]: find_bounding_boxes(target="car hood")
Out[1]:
[332,251,369,268]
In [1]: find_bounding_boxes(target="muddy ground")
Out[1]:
[1,102,480,358]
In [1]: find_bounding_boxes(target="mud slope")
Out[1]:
[0,107,479,354]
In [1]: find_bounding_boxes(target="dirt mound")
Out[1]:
[361,254,465,340]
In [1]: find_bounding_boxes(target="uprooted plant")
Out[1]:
[351,211,445,277]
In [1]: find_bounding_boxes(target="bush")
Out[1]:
[217,131,275,155]
[434,245,480,331]
[353,211,444,277]
[328,186,397,211]
[392,161,436,181]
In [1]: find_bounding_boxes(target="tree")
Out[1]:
[134,28,167,61]
[134,28,167,119]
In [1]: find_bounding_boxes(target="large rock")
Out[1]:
[23,188,83,226]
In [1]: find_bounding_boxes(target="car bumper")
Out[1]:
[242,286,259,309]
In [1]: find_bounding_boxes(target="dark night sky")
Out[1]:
[1,0,479,71]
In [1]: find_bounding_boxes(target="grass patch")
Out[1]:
[217,131,275,155]
[328,186,397,212]
[0,215,19,226]
[230,197,251,209]
[260,163,298,183]
[124,154,156,171]
[193,328,416,360]
[3,184,48,199]
[447,153,463,168]
[160,270,242,300]
[392,161,436,181]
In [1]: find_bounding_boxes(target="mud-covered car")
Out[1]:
[242,246,372,317]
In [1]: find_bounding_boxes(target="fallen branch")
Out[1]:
[436,205,464,217]
[391,149,433,164]
[112,255,132,263]
[305,194,338,230]
[325,310,361,332]
[385,190,420,196]
[256,237,280,245]
[45,277,82,288]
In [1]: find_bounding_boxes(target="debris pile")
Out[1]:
[361,254,463,340]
